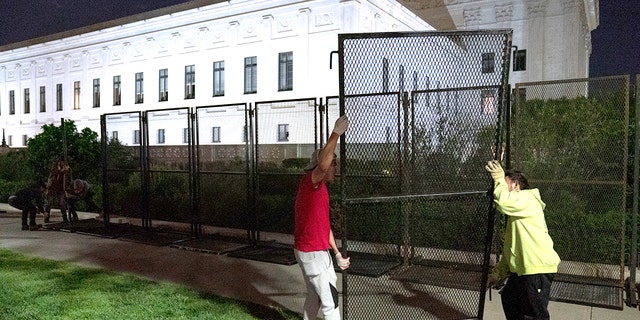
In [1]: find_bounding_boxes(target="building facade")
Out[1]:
[0,0,597,146]
[399,0,599,84]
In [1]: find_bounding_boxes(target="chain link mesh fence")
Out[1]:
[511,76,630,309]
[97,34,637,317]
[195,104,251,232]
[253,98,318,240]
[146,108,193,226]
[102,112,144,221]
[339,30,512,320]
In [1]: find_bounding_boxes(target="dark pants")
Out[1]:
[45,192,68,222]
[8,195,37,227]
[501,273,554,320]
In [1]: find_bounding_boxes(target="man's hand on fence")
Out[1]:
[335,252,350,270]
[332,115,349,136]
[485,160,504,182]
[487,272,508,291]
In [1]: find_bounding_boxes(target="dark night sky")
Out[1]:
[0,1,637,78]
[0,1,192,45]
[588,0,640,77]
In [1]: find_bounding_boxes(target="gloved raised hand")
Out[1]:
[335,252,350,270]
[332,115,350,136]
[485,160,504,182]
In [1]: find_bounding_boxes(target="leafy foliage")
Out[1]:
[26,119,101,182]
[0,150,31,182]
[0,150,35,201]
[511,90,628,264]
[511,94,626,180]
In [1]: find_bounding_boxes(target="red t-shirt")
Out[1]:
[294,171,330,252]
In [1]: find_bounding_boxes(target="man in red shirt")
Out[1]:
[294,115,350,320]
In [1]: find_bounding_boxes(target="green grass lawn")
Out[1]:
[0,249,302,320]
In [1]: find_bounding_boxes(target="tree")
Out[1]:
[27,119,101,183]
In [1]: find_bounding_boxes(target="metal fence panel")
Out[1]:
[632,74,640,307]
[102,112,144,221]
[195,104,251,232]
[339,30,512,320]
[253,98,319,240]
[511,76,630,309]
[145,108,193,225]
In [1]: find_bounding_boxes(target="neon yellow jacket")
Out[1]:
[492,178,560,277]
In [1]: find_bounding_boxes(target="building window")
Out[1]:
[22,135,28,146]
[514,49,526,71]
[135,72,144,104]
[182,128,189,144]
[113,76,121,106]
[39,86,46,112]
[157,129,165,144]
[24,88,30,114]
[56,84,63,111]
[212,127,221,143]
[93,79,100,108]
[481,53,495,74]
[213,61,225,97]
[159,69,168,101]
[9,90,15,114]
[277,124,289,142]
[481,90,496,115]
[112,131,118,141]
[278,52,293,91]
[133,130,140,145]
[185,65,195,99]
[73,81,80,110]
[244,56,257,94]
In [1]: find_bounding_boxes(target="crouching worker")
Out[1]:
[65,179,101,222]
[8,182,47,231]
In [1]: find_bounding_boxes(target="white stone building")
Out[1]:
[0,0,598,146]
[398,0,599,84]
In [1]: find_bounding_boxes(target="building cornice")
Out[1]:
[0,0,432,65]
[583,0,599,31]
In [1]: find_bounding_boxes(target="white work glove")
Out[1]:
[332,115,350,136]
[485,160,504,182]
[335,252,351,270]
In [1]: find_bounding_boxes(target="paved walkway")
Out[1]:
[0,203,638,320]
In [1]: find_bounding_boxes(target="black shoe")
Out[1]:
[21,225,29,231]
[29,224,42,231]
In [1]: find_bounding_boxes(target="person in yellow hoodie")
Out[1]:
[485,160,560,320]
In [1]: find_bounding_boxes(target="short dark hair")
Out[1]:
[505,170,530,190]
